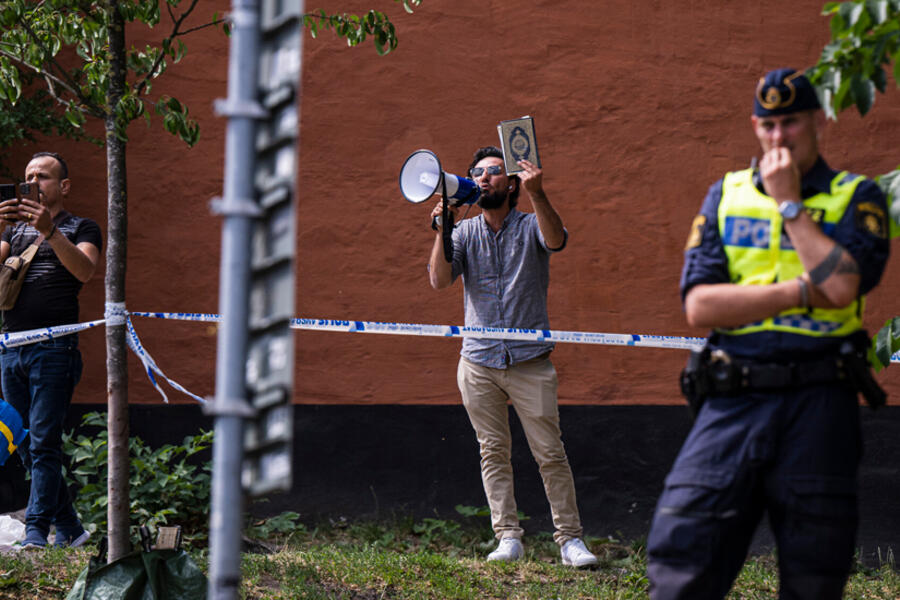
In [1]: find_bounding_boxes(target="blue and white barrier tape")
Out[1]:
[131,311,706,351]
[0,316,205,404]
[291,318,708,351]
[0,319,105,350]
[5,312,898,406]
[133,311,900,360]
[105,301,127,327]
[124,315,206,404]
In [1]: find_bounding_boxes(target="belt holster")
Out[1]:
[838,338,887,410]
[679,337,888,418]
[680,347,710,419]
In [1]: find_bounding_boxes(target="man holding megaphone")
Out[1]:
[426,146,597,568]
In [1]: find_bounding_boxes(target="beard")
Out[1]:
[477,188,508,210]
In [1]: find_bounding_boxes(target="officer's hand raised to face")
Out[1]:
[759,147,801,203]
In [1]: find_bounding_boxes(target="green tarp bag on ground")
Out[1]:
[66,545,207,600]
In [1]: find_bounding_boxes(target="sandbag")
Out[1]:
[66,545,207,600]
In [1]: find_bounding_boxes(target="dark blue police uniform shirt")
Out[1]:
[680,157,890,360]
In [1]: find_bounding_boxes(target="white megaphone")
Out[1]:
[398,149,480,206]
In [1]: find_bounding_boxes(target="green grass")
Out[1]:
[0,545,92,599]
[1,515,899,599]
[240,542,648,599]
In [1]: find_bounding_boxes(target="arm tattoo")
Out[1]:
[836,254,860,276]
[809,245,850,285]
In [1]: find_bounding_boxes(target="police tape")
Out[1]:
[132,312,900,363]
[295,319,710,350]
[0,316,205,404]
[124,315,206,404]
[130,311,706,351]
[3,312,899,406]
[0,319,105,350]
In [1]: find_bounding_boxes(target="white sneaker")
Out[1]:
[68,530,91,548]
[560,538,598,568]
[486,537,524,562]
[53,529,90,548]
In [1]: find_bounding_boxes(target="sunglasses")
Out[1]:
[470,165,504,178]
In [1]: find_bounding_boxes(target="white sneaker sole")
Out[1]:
[487,554,523,562]
[69,531,91,548]
[563,558,598,568]
[54,531,90,548]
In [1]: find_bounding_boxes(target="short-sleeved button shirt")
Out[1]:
[680,157,890,360]
[449,208,567,368]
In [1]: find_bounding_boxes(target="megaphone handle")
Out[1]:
[431,175,448,231]
[440,178,453,262]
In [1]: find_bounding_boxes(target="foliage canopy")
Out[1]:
[807,1,900,371]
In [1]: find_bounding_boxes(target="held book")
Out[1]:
[496,115,540,175]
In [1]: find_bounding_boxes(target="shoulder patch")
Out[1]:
[806,207,825,224]
[856,201,888,239]
[685,214,706,250]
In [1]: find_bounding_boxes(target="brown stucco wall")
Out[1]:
[6,0,899,407]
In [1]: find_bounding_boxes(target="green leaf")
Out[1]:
[175,40,187,63]
[881,167,900,237]
[830,11,848,37]
[841,1,865,26]
[867,0,889,23]
[63,411,214,539]
[399,0,420,14]
[893,48,900,83]
[455,504,491,518]
[875,166,900,198]
[64,107,85,128]
[873,65,888,91]
[873,317,900,370]
[851,73,875,114]
[833,74,853,109]
[890,199,900,239]
[820,40,843,63]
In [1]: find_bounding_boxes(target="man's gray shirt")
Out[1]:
[449,207,567,369]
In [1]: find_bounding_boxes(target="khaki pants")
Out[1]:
[457,355,583,545]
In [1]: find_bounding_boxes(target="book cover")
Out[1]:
[496,116,540,175]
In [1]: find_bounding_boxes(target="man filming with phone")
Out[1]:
[427,146,598,568]
[0,151,101,548]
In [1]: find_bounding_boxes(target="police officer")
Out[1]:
[646,68,891,599]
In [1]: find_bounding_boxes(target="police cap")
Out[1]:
[753,68,821,116]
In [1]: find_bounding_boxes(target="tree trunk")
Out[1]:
[105,0,130,563]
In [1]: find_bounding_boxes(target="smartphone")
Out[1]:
[0,184,15,201]
[17,182,38,203]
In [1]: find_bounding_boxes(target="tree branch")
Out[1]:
[0,46,103,116]
[177,18,227,37]
[15,11,85,102]
[42,73,105,119]
[134,0,202,96]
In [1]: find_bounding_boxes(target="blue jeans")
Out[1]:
[1,335,83,539]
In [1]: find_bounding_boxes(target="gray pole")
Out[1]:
[207,0,264,597]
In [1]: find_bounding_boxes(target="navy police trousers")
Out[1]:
[647,383,861,600]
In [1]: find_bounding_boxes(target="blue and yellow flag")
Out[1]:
[0,399,27,466]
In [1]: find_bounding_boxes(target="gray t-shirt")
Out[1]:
[450,208,566,368]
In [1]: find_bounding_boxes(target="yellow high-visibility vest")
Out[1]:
[717,168,863,337]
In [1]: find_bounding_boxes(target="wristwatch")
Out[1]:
[778,200,804,221]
